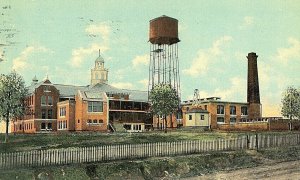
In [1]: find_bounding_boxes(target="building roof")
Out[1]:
[28,79,53,94]
[182,97,248,106]
[27,78,148,102]
[79,90,105,101]
[89,83,148,102]
[90,83,119,92]
[54,84,88,97]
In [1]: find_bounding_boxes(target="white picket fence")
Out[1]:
[0,134,299,169]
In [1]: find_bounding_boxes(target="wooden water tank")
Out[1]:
[149,15,180,45]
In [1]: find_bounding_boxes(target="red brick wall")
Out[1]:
[152,114,177,128]
[11,81,60,133]
[57,100,75,131]
[218,120,300,131]
[218,123,268,131]
[75,95,108,131]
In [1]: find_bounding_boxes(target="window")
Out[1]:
[204,105,207,110]
[63,121,67,129]
[230,106,236,115]
[44,86,50,92]
[93,119,98,124]
[87,119,92,124]
[48,96,53,105]
[99,119,104,124]
[186,107,189,112]
[201,115,205,120]
[41,96,46,105]
[41,123,46,130]
[60,107,66,117]
[78,119,80,123]
[88,101,103,112]
[230,118,236,124]
[47,109,52,119]
[189,115,192,120]
[217,117,225,124]
[47,123,52,130]
[41,109,46,119]
[58,121,61,129]
[241,106,248,116]
[58,121,67,130]
[217,105,225,114]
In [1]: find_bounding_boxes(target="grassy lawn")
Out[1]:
[0,130,299,153]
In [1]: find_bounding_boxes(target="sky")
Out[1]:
[0,0,299,117]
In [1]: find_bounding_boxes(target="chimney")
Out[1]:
[247,52,261,119]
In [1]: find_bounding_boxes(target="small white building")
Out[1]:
[185,108,209,127]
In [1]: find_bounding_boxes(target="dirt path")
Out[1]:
[184,160,300,180]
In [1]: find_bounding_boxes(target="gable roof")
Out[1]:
[89,83,148,102]
[54,84,88,97]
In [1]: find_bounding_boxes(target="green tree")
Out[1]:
[281,86,300,120]
[149,84,179,131]
[0,72,28,143]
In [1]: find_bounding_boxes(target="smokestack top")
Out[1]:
[247,52,258,58]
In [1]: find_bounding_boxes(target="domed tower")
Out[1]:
[91,50,108,85]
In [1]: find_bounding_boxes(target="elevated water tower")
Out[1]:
[148,15,181,100]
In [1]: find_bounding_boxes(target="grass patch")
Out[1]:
[259,146,300,161]
[0,131,299,153]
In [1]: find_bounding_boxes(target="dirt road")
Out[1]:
[184,160,300,180]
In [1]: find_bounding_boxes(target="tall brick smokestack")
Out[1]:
[247,52,261,119]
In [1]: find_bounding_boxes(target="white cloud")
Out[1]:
[183,36,232,76]
[111,82,134,89]
[212,77,246,101]
[12,46,50,71]
[276,37,300,63]
[132,54,148,68]
[85,22,111,41]
[69,43,109,67]
[186,77,246,102]
[138,78,148,89]
[239,16,254,29]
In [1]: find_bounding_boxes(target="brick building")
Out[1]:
[12,78,60,133]
[11,52,151,133]
[181,97,249,129]
[179,52,263,131]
